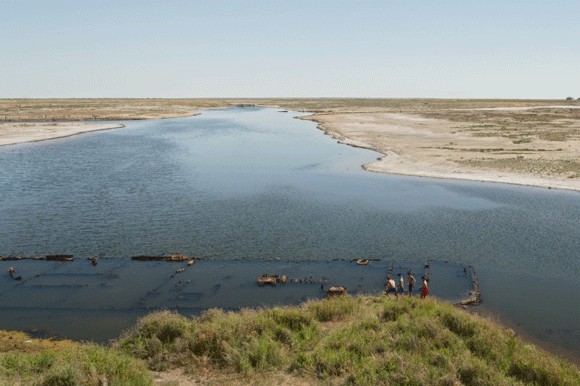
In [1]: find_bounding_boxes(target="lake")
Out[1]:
[0,107,578,359]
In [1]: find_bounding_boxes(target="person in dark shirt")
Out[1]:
[406,271,416,296]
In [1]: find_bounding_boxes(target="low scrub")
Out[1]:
[117,296,580,385]
[0,334,152,385]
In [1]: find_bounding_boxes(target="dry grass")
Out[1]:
[0,330,77,354]
[0,98,233,121]
[2,98,578,122]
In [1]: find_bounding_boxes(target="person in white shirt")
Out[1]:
[397,273,404,295]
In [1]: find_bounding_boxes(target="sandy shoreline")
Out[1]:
[0,122,126,146]
[300,111,580,192]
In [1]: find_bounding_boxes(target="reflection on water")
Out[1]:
[0,107,579,358]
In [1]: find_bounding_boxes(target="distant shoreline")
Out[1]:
[1,98,578,192]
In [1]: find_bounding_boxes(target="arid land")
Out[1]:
[1,98,579,191]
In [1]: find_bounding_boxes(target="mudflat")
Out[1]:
[0,122,125,146]
[1,98,579,191]
[301,105,580,191]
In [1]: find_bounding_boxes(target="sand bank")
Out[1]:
[0,122,125,146]
[302,111,580,192]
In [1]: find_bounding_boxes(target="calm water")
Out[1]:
[0,258,469,342]
[0,108,579,358]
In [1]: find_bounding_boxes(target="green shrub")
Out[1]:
[116,310,194,370]
[441,312,477,338]
[266,307,314,331]
[113,296,580,385]
[306,295,357,322]
[42,366,79,386]
[0,344,152,386]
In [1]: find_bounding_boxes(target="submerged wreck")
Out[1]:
[457,266,482,306]
[326,286,348,297]
[45,255,74,262]
[7,267,22,281]
[257,274,279,287]
[131,253,192,262]
[0,255,74,262]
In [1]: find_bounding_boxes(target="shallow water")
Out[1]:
[0,258,467,342]
[0,107,578,358]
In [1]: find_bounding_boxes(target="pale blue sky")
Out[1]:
[1,0,578,98]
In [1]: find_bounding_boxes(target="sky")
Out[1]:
[1,0,579,99]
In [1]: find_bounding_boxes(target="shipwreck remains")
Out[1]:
[45,255,74,262]
[257,274,279,287]
[457,265,482,306]
[326,286,348,297]
[131,253,192,262]
[7,267,22,281]
[1,255,74,262]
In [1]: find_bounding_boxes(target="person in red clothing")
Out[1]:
[420,275,429,299]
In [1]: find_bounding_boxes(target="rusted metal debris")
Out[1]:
[131,253,193,262]
[1,255,74,262]
[45,255,74,261]
[457,265,482,306]
[257,274,279,287]
[326,286,348,297]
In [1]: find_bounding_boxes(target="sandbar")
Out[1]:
[302,109,580,192]
[0,122,125,146]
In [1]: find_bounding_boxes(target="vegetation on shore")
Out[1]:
[0,331,152,385]
[1,98,578,122]
[2,295,577,385]
[117,296,580,385]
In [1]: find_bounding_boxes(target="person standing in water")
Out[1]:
[406,271,416,297]
[420,276,430,299]
[384,276,398,299]
[397,273,404,295]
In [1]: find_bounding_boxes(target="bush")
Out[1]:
[0,344,152,385]
[116,310,194,370]
[113,296,580,384]
[305,295,357,322]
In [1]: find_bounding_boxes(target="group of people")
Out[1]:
[384,271,429,299]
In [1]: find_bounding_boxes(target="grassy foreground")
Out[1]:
[2,296,579,385]
[0,331,151,385]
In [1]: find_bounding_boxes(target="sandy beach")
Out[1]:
[300,106,580,192]
[0,122,125,146]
